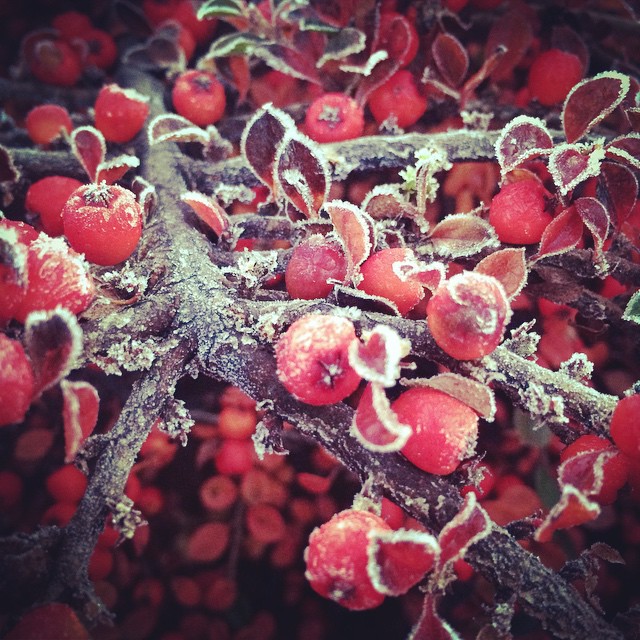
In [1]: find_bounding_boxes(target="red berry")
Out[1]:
[610,394,640,460]
[0,470,23,509]
[45,464,88,504]
[142,0,181,25]
[560,435,629,505]
[94,84,150,143]
[26,176,84,236]
[304,93,364,143]
[28,38,83,87]
[4,603,90,640]
[214,438,256,476]
[25,104,73,146]
[394,387,479,475]
[83,28,118,70]
[489,179,552,244]
[285,235,347,299]
[304,509,391,610]
[376,12,419,68]
[427,271,511,360]
[217,406,257,440]
[367,70,427,128]
[52,10,93,39]
[62,182,143,265]
[0,334,35,427]
[13,235,95,323]
[527,49,583,107]
[172,70,226,127]
[275,314,361,406]
[357,247,424,316]
[172,0,218,45]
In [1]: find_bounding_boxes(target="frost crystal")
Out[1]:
[101,265,148,295]
[559,352,594,381]
[107,495,147,541]
[159,399,194,446]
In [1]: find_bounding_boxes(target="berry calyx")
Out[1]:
[610,394,640,460]
[285,235,347,300]
[94,84,150,143]
[427,271,511,360]
[62,182,143,265]
[304,509,391,610]
[0,334,35,427]
[304,93,365,143]
[25,104,73,146]
[275,314,361,405]
[26,176,84,236]
[367,70,428,128]
[527,49,583,107]
[489,178,552,245]
[172,70,226,127]
[393,387,479,475]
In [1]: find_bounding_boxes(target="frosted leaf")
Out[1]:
[181,190,229,236]
[427,214,499,259]
[605,132,640,171]
[61,380,99,462]
[432,32,468,88]
[494,115,553,177]
[361,184,418,222]
[96,155,140,186]
[574,197,609,262]
[148,113,209,146]
[562,71,631,143]
[0,229,27,289]
[392,260,445,294]
[598,161,638,227]
[408,593,463,640]
[354,57,401,105]
[622,291,640,325]
[317,27,366,68]
[158,399,194,447]
[485,8,533,81]
[532,205,583,261]
[197,0,247,20]
[202,32,262,59]
[548,142,606,196]
[253,42,321,85]
[70,126,105,183]
[340,49,388,76]
[475,247,527,300]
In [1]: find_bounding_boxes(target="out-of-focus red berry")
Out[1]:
[25,176,83,236]
[25,104,73,145]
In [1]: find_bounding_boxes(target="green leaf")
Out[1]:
[197,0,247,20]
[204,32,264,58]
[622,290,640,325]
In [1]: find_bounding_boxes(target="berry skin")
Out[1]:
[427,271,511,360]
[367,70,428,128]
[285,235,347,299]
[527,49,583,107]
[45,464,88,504]
[0,334,35,427]
[357,247,424,316]
[28,38,83,87]
[275,314,361,405]
[376,12,419,68]
[13,235,95,323]
[62,182,143,266]
[52,10,93,39]
[393,387,479,475]
[304,93,364,143]
[489,179,552,244]
[172,70,226,127]
[94,84,150,143]
[25,176,84,236]
[610,394,640,460]
[304,509,391,610]
[25,104,73,146]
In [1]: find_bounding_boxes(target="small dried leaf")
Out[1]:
[148,113,209,145]
[61,380,99,462]
[533,205,583,261]
[351,383,412,452]
[574,197,609,259]
[367,528,439,596]
[317,27,366,68]
[432,33,468,88]
[122,31,185,72]
[131,176,157,220]
[494,115,553,176]
[324,199,373,279]
[549,143,605,197]
[181,191,229,236]
[606,132,640,171]
[535,485,600,543]
[475,247,527,299]
[598,161,638,226]
[401,374,496,422]
[460,45,506,104]
[348,324,410,388]
[428,214,499,259]
[95,155,140,186]
[24,307,83,395]
[562,72,631,143]
[241,104,296,192]
[70,126,106,183]
[276,133,330,218]
[485,9,533,81]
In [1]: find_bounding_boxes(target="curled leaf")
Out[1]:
[181,191,229,236]
[148,113,209,145]
[548,143,605,197]
[361,184,418,221]
[317,27,366,68]
[494,115,553,177]
[70,126,106,183]
[392,260,445,294]
[96,155,140,185]
[408,593,462,640]
[427,214,499,259]
[574,197,609,260]
[475,247,527,299]
[62,380,99,462]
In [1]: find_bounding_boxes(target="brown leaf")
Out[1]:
[475,247,527,299]
[428,214,498,258]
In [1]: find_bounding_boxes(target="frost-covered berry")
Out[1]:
[94,84,150,143]
[427,271,511,360]
[275,314,361,405]
[0,334,35,427]
[393,387,478,475]
[172,70,226,127]
[304,509,391,610]
[62,182,143,266]
[610,394,640,460]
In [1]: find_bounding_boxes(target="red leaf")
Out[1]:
[562,72,631,143]
[408,594,462,640]
[574,197,609,259]
[253,42,321,85]
[534,205,583,261]
[348,324,410,387]
[598,161,638,226]
[95,155,140,185]
[148,113,209,145]
[351,383,412,452]
[460,45,506,105]
[548,143,605,196]
[392,260,445,294]
[494,115,553,176]
[606,132,640,171]
[354,57,401,105]
[432,33,468,88]
[367,528,439,596]
[535,487,601,543]
[70,126,106,183]
[241,104,296,192]
[61,380,99,462]
[401,374,496,422]
[475,247,527,299]
[485,9,533,81]
[228,55,251,103]
[428,214,498,258]
[23,307,83,395]
[324,199,373,278]
[181,191,229,236]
